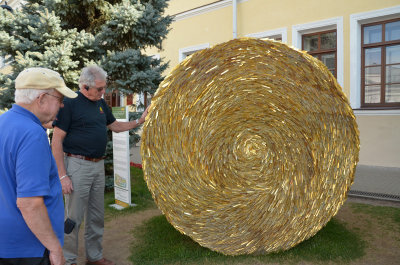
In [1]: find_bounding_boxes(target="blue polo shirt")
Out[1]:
[0,104,64,258]
[53,91,116,158]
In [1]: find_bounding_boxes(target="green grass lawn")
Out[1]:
[104,167,156,221]
[350,202,400,241]
[105,168,400,265]
[129,215,365,265]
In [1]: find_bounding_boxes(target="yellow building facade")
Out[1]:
[1,0,399,171]
[146,0,400,170]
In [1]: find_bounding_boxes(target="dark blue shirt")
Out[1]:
[0,104,64,258]
[54,91,116,158]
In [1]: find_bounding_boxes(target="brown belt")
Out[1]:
[65,153,105,162]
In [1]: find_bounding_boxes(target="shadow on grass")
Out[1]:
[130,215,365,265]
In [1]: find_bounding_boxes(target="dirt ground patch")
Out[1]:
[77,208,162,265]
[334,198,400,265]
[75,198,400,265]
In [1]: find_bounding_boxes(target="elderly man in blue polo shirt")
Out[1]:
[0,68,77,265]
[52,65,149,265]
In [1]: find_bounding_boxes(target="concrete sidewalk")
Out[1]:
[349,164,400,202]
[130,146,400,202]
[130,145,142,164]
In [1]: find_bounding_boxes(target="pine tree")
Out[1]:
[44,0,173,96]
[0,0,173,108]
[1,0,173,175]
[0,1,94,108]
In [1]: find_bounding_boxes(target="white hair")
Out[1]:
[15,88,54,104]
[79,65,107,88]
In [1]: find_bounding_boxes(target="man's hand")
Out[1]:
[49,247,65,265]
[108,104,151,132]
[138,105,150,124]
[17,197,64,265]
[61,176,73,194]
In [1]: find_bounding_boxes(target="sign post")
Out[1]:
[110,107,134,210]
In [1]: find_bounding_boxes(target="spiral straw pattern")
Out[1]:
[141,38,359,255]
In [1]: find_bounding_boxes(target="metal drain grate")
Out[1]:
[349,190,400,202]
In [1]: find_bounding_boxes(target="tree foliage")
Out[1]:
[0,0,173,109]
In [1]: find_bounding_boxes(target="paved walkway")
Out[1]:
[130,145,142,164]
[130,146,400,202]
[350,164,400,202]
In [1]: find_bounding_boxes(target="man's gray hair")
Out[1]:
[79,65,107,88]
[15,88,54,104]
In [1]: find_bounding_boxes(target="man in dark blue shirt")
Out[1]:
[52,65,148,265]
[0,67,77,265]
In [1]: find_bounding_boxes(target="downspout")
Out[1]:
[233,0,237,39]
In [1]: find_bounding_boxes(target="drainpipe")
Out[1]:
[233,0,237,39]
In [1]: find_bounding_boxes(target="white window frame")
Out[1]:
[292,17,344,88]
[350,5,400,114]
[246,27,288,43]
[179,43,210,62]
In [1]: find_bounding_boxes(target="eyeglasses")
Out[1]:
[44,93,64,104]
[88,85,106,92]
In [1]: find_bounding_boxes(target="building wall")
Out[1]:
[1,0,399,168]
[0,65,12,75]
[149,0,400,168]
[356,115,400,167]
[165,0,218,16]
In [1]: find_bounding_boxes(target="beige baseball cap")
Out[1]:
[15,67,77,98]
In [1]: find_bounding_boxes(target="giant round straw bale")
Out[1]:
[141,38,359,255]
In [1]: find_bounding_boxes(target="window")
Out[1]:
[292,17,343,87]
[361,18,400,107]
[302,30,337,77]
[136,92,151,111]
[126,94,133,105]
[0,57,4,68]
[104,90,120,107]
[261,36,282,42]
[179,43,210,62]
[246,28,288,43]
[350,6,400,111]
[181,50,197,59]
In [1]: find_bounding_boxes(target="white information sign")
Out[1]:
[110,107,133,209]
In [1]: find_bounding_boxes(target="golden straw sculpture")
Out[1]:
[141,38,359,255]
